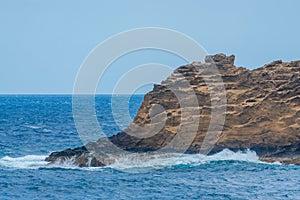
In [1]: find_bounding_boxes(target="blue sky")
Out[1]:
[0,0,299,94]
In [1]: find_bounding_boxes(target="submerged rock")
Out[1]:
[46,54,300,166]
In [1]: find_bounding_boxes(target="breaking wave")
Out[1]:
[0,155,48,169]
[108,149,262,171]
[0,149,272,171]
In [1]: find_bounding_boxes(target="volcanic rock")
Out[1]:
[46,54,300,166]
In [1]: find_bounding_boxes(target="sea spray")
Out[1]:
[0,149,266,170]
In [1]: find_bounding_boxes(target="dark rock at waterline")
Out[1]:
[45,146,105,167]
[46,53,300,166]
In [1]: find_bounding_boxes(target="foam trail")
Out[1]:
[0,155,81,170]
[0,155,48,169]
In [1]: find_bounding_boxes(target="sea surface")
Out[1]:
[0,95,299,200]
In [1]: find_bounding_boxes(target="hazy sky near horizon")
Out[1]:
[1,0,299,94]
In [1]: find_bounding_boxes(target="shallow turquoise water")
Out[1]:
[0,95,299,199]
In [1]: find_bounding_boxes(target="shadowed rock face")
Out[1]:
[46,54,300,166]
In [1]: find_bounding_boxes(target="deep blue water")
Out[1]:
[0,95,299,200]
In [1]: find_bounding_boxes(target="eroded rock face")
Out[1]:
[46,54,300,166]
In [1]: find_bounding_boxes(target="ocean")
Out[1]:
[0,95,299,200]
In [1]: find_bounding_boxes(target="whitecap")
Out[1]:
[0,155,48,169]
[23,125,41,129]
[0,155,82,170]
[42,128,52,133]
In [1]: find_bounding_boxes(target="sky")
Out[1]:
[0,0,299,94]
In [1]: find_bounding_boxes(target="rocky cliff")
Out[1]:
[46,54,300,166]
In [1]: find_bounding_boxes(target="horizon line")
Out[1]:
[0,93,147,95]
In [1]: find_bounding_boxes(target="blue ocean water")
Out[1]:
[0,95,299,200]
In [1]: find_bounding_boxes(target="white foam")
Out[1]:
[42,128,52,133]
[203,149,260,163]
[0,149,263,171]
[46,157,79,169]
[0,155,82,170]
[0,155,48,169]
[23,125,41,129]
[107,149,261,171]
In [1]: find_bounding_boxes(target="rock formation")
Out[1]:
[46,54,300,166]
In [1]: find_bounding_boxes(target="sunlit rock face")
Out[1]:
[46,54,300,166]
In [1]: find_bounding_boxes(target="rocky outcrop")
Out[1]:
[46,54,300,166]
